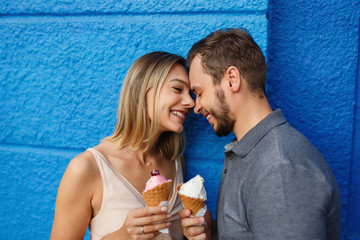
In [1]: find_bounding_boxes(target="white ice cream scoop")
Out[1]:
[178,175,207,200]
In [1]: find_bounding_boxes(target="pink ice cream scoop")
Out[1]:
[142,169,172,234]
[144,169,169,191]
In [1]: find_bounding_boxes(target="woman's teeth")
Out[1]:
[171,111,185,118]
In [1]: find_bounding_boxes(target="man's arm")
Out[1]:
[247,162,332,240]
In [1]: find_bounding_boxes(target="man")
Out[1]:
[180,28,341,240]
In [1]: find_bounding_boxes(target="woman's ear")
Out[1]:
[226,66,241,92]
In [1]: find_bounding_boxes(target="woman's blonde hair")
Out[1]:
[105,51,187,160]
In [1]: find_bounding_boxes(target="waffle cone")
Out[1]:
[176,183,205,215]
[142,180,172,207]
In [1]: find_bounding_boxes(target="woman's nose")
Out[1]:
[183,92,195,108]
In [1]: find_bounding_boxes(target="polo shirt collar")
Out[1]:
[224,109,287,157]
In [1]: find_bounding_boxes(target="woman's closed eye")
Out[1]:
[172,86,183,92]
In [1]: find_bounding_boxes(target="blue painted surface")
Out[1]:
[0,0,359,239]
[0,0,267,14]
[0,144,80,238]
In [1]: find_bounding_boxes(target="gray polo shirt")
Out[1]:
[216,109,341,240]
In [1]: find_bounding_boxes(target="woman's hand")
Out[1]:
[104,206,172,239]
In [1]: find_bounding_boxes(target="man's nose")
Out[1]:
[193,99,202,114]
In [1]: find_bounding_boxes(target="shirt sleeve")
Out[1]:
[246,161,332,240]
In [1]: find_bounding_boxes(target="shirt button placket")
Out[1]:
[224,152,234,174]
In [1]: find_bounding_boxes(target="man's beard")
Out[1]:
[209,87,235,137]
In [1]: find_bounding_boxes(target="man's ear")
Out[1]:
[226,66,241,92]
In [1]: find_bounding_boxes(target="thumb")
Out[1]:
[179,209,191,218]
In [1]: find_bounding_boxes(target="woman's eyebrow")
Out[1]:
[169,78,189,88]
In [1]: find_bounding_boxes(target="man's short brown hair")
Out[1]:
[187,28,267,97]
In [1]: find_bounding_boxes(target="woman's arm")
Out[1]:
[50,152,98,240]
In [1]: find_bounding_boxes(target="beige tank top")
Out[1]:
[87,148,184,240]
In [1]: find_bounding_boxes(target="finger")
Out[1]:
[131,206,168,218]
[132,212,172,226]
[143,221,171,234]
[187,232,207,240]
[179,209,191,218]
[181,215,205,228]
[186,225,206,238]
[139,231,160,240]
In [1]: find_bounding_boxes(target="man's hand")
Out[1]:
[179,209,213,240]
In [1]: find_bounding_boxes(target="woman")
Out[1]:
[50,51,195,239]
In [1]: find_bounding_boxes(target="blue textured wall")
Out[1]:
[1,0,359,239]
[0,1,267,239]
[268,0,360,239]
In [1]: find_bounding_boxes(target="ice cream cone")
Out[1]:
[176,183,205,215]
[142,180,172,207]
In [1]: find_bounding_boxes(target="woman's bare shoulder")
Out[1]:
[51,150,98,239]
[64,149,99,183]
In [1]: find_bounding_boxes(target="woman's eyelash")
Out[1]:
[173,87,182,91]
